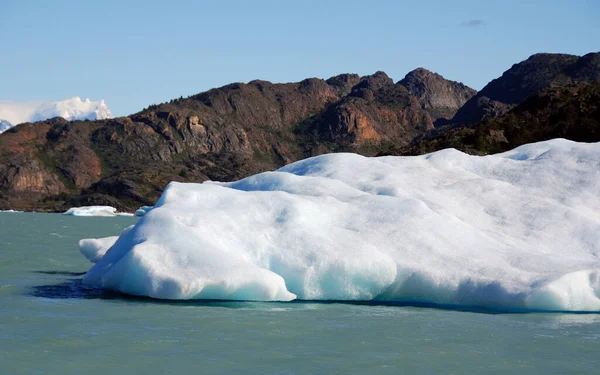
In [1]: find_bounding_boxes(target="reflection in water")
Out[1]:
[543,313,600,326]
[33,270,86,276]
[28,274,600,316]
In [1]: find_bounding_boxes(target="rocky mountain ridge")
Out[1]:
[452,52,600,124]
[384,82,600,156]
[1,52,599,212]
[0,70,474,211]
[398,68,477,124]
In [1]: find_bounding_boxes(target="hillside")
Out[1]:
[2,52,599,212]
[452,52,600,124]
[0,71,473,211]
[389,82,600,156]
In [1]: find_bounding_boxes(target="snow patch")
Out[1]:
[81,139,600,311]
[0,120,12,132]
[0,97,112,132]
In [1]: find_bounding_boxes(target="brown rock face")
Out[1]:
[388,82,600,156]
[453,52,600,124]
[0,71,437,211]
[398,68,477,123]
[297,72,434,149]
[3,53,597,212]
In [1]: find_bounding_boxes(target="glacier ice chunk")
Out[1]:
[64,206,117,217]
[135,206,154,217]
[81,139,600,311]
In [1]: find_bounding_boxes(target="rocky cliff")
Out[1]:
[3,52,599,212]
[1,70,472,211]
[398,68,477,124]
[452,52,600,124]
[389,82,600,156]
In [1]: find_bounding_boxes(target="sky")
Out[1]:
[1,0,599,117]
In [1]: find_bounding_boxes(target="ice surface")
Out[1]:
[135,206,154,217]
[81,139,600,311]
[0,97,111,132]
[116,213,135,217]
[79,237,119,263]
[64,206,117,217]
[79,225,133,263]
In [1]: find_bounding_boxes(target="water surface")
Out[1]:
[1,212,599,374]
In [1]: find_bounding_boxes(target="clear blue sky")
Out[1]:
[1,0,599,116]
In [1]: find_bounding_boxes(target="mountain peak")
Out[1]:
[398,68,477,122]
[405,67,434,78]
[453,52,600,124]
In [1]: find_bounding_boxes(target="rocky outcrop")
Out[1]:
[297,72,434,149]
[398,68,477,123]
[453,52,600,124]
[2,53,598,212]
[387,82,600,156]
[0,71,437,211]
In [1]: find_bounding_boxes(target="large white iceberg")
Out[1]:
[81,139,600,311]
[0,97,111,132]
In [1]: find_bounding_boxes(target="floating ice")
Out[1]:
[64,206,117,217]
[116,213,135,217]
[135,206,154,217]
[81,139,600,311]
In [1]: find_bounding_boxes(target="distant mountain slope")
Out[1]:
[389,82,600,156]
[398,68,477,123]
[1,53,598,212]
[1,71,460,211]
[452,52,600,124]
[0,97,112,132]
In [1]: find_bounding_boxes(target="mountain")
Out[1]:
[387,82,600,156]
[452,52,600,124]
[0,97,112,132]
[2,52,598,212]
[0,71,462,211]
[398,68,477,123]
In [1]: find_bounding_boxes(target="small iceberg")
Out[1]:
[135,206,154,217]
[63,206,117,217]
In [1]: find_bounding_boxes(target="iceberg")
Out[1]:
[80,139,600,311]
[0,97,112,132]
[135,206,154,217]
[64,206,117,217]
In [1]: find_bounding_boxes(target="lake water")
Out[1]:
[1,212,599,374]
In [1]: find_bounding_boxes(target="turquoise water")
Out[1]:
[1,212,599,374]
